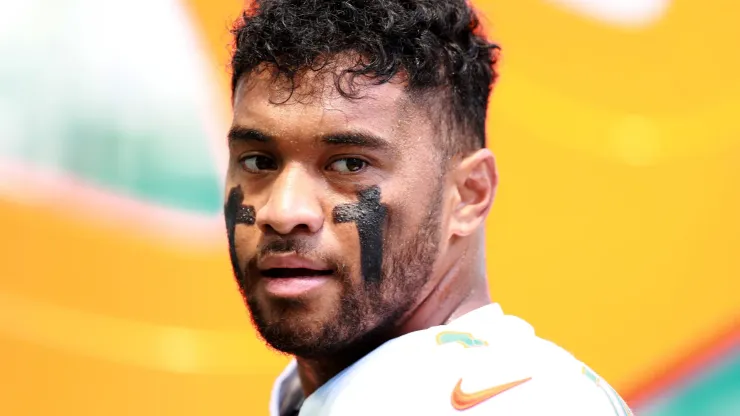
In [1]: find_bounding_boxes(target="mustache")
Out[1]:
[258,238,315,257]
[249,238,347,275]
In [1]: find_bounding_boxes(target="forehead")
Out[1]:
[231,70,428,145]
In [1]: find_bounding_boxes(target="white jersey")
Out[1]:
[269,303,633,416]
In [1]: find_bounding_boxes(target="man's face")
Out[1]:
[226,71,448,358]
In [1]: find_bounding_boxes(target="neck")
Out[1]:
[396,241,491,332]
[295,342,377,397]
[294,242,490,397]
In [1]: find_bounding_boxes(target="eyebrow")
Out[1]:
[228,126,392,150]
[227,126,274,144]
[320,131,390,150]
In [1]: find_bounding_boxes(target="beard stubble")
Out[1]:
[237,182,444,359]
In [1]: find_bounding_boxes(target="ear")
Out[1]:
[448,148,498,237]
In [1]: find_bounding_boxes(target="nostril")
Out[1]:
[292,224,312,232]
[260,222,313,236]
[260,223,278,234]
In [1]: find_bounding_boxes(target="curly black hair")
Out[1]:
[230,0,500,155]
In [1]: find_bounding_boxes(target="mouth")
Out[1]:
[258,268,334,297]
[260,268,334,278]
[256,254,335,297]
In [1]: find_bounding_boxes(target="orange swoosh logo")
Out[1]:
[451,377,532,410]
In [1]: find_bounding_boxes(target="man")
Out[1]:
[224,0,632,415]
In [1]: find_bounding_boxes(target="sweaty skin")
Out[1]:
[226,68,497,397]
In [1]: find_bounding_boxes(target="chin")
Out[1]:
[247,295,347,355]
[255,318,351,358]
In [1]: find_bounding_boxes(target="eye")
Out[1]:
[327,157,368,174]
[240,155,278,173]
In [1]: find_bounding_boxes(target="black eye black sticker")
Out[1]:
[224,185,255,282]
[333,186,387,284]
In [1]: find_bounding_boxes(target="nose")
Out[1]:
[256,164,325,235]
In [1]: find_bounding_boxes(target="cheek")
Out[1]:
[382,204,406,243]
[331,223,363,274]
[231,227,261,267]
[383,184,430,237]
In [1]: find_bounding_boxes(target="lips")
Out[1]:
[261,268,333,278]
[257,254,334,297]
[257,254,333,276]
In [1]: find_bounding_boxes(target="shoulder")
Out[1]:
[433,315,633,416]
[298,304,632,416]
[448,355,633,416]
[302,334,632,416]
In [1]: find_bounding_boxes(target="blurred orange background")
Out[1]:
[0,0,738,415]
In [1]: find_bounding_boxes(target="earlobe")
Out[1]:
[450,149,497,237]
